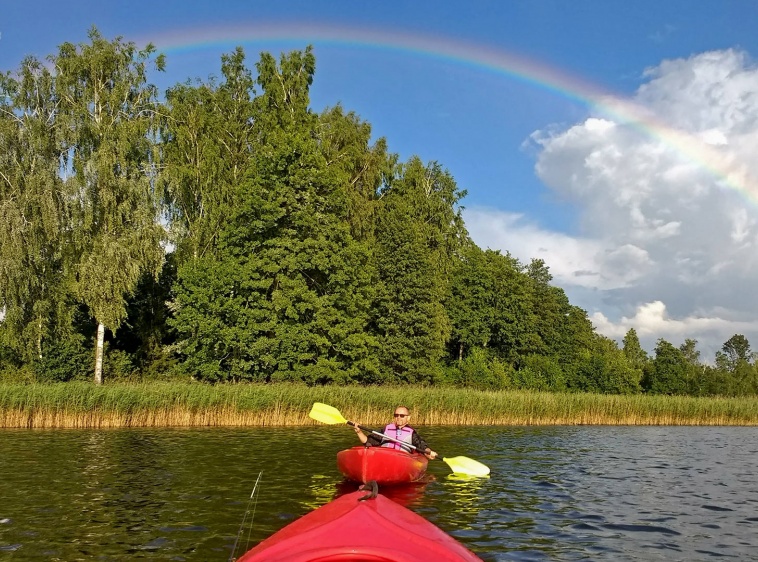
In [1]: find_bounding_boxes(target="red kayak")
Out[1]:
[337,446,429,485]
[236,489,482,561]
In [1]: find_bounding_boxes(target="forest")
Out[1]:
[1,28,757,397]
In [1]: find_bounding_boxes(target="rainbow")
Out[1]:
[133,22,758,203]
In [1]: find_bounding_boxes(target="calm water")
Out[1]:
[1,425,756,561]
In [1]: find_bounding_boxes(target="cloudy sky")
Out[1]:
[3,1,758,358]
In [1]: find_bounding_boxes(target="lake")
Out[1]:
[1,425,756,560]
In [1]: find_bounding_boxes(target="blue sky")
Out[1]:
[3,1,758,358]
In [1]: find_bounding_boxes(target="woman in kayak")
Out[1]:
[352,406,438,459]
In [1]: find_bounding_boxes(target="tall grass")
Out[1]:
[0,382,757,428]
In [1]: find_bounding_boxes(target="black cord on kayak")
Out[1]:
[358,480,379,501]
[229,471,263,562]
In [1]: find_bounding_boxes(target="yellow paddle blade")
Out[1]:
[442,456,490,477]
[308,402,348,425]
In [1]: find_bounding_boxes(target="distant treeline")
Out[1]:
[1,28,757,396]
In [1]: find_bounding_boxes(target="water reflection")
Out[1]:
[443,474,491,522]
[302,473,338,511]
[331,478,434,507]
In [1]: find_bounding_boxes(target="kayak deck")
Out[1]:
[337,446,429,485]
[236,489,482,562]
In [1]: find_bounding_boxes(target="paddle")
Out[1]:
[308,402,491,477]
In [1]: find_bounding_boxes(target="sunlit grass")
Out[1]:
[0,382,756,428]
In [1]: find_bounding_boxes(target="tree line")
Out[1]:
[1,28,757,396]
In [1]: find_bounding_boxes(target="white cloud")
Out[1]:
[465,208,650,291]
[590,301,758,359]
[467,49,758,358]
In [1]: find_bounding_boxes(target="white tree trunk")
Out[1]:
[37,318,43,360]
[94,323,105,384]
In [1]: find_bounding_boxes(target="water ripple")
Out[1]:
[0,426,757,560]
[601,522,681,535]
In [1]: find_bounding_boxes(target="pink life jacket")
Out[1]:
[382,423,414,453]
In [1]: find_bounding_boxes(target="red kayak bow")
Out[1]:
[237,489,482,562]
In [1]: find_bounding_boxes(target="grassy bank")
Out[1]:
[0,383,758,428]
[1,382,757,428]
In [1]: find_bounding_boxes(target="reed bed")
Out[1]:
[0,382,757,428]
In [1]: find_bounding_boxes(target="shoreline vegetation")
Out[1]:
[1,383,757,429]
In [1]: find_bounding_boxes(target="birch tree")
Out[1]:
[160,47,255,264]
[0,58,73,362]
[54,28,165,383]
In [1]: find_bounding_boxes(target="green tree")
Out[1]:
[172,48,378,383]
[644,338,689,395]
[571,335,641,394]
[715,334,754,372]
[691,364,728,396]
[714,335,757,396]
[55,28,166,383]
[447,243,493,361]
[160,47,255,264]
[550,303,596,385]
[0,58,75,363]
[169,256,254,381]
[622,328,649,370]
[447,346,511,390]
[731,361,758,396]
[486,250,539,365]
[242,48,377,382]
[679,338,701,365]
[318,105,393,243]
[510,258,598,385]
[514,354,565,391]
[373,158,465,382]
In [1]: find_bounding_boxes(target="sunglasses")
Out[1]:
[393,413,408,418]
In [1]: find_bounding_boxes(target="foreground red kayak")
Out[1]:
[236,489,482,561]
[337,446,429,485]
